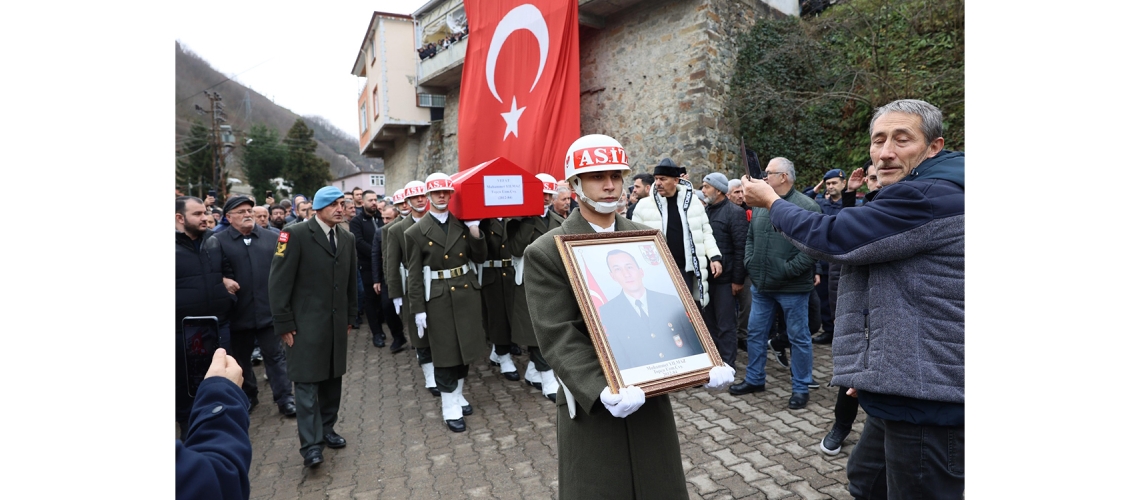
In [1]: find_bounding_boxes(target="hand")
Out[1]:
[709,261,722,278]
[393,297,402,314]
[265,196,275,205]
[415,313,427,338]
[465,220,481,237]
[741,176,779,209]
[222,277,240,295]
[814,274,820,286]
[373,283,382,294]
[846,167,865,192]
[281,331,295,347]
[204,348,244,388]
[704,365,736,390]
[599,386,645,418]
[464,220,480,228]
[847,388,858,398]
[731,283,743,296]
[814,179,824,193]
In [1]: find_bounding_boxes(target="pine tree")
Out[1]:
[176,121,215,197]
[281,118,331,200]
[241,123,286,199]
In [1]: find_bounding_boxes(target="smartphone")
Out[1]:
[745,149,764,180]
[182,316,220,398]
[266,190,273,197]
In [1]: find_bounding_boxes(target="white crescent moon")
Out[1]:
[485,4,548,104]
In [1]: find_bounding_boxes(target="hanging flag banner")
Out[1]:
[458,0,580,179]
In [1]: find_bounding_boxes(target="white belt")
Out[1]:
[423,263,474,302]
[512,256,525,285]
[399,263,407,292]
[478,259,512,282]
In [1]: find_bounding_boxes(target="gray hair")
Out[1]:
[555,186,572,195]
[870,99,943,145]
[728,178,742,190]
[770,157,796,183]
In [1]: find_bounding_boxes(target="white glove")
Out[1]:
[393,297,402,314]
[705,365,736,390]
[464,220,480,228]
[415,312,427,338]
[599,386,645,418]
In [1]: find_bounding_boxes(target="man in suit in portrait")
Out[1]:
[596,249,703,370]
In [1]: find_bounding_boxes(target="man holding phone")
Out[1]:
[269,186,358,469]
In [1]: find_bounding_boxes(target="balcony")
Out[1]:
[418,37,467,89]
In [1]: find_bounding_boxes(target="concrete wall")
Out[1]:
[379,18,428,124]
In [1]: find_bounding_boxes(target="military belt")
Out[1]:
[429,265,468,280]
[481,259,513,268]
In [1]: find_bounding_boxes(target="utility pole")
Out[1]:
[197,91,228,199]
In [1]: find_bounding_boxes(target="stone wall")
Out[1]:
[389,0,788,186]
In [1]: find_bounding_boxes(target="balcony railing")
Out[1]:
[418,37,467,84]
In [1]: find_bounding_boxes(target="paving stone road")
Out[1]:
[245,323,863,499]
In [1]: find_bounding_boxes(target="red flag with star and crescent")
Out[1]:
[458,0,580,178]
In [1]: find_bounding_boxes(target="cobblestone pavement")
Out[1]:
[245,324,863,499]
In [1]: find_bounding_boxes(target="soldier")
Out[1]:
[268,186,358,469]
[385,181,439,396]
[478,216,520,381]
[404,172,489,433]
[505,172,564,401]
[522,134,735,498]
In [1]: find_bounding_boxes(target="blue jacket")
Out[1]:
[176,377,252,500]
[767,151,964,406]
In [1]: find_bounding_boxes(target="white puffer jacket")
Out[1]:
[632,179,721,306]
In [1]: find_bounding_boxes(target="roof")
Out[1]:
[351,11,415,76]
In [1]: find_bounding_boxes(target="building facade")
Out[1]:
[354,0,798,189]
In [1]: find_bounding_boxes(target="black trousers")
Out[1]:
[847,415,964,500]
[415,347,432,365]
[815,262,833,334]
[434,364,470,393]
[834,385,860,428]
[703,282,738,367]
[735,280,751,343]
[231,325,293,407]
[294,376,342,455]
[360,275,386,341]
[529,346,550,372]
[379,286,406,342]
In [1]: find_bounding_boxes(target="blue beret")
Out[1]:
[312,186,345,211]
[823,169,845,181]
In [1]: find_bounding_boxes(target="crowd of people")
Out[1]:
[417,26,468,60]
[175,98,964,500]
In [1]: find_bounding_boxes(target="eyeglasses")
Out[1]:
[762,171,786,179]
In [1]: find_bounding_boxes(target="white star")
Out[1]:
[500,96,526,140]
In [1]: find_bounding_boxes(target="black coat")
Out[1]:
[214,225,277,331]
[370,228,385,285]
[175,231,235,330]
[704,197,748,285]
[349,210,382,285]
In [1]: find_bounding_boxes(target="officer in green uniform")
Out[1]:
[404,173,489,433]
[268,186,358,469]
[523,135,736,498]
[505,172,564,401]
[385,180,439,396]
[478,217,520,381]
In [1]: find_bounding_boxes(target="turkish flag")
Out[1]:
[458,0,580,179]
[585,266,607,309]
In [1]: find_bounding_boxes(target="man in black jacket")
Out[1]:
[215,196,296,417]
[175,196,236,438]
[351,190,407,352]
[700,173,748,368]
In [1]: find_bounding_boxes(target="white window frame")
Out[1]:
[359,102,368,135]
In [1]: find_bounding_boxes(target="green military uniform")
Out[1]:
[404,212,488,380]
[522,208,689,499]
[384,215,427,350]
[478,218,514,348]
[268,216,358,455]
[506,209,564,348]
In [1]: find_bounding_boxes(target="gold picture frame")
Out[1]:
[554,230,722,397]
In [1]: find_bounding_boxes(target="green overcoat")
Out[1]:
[268,217,358,383]
[404,213,489,367]
[505,210,563,348]
[522,208,689,499]
[384,215,429,349]
[478,218,514,346]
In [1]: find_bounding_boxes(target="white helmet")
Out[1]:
[563,134,629,214]
[536,173,558,195]
[563,134,630,182]
[425,172,454,193]
[403,180,427,198]
[391,188,407,205]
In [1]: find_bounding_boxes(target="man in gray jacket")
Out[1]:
[742,99,964,499]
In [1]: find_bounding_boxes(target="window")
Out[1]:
[373,87,380,119]
[417,93,446,108]
[370,35,376,64]
[370,175,384,187]
[359,102,368,135]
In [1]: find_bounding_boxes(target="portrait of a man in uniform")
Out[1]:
[595,249,704,370]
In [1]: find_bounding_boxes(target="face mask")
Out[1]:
[431,201,449,211]
[573,179,620,214]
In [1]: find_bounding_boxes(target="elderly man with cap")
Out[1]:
[215,195,295,417]
[268,186,358,469]
[385,180,441,397]
[630,158,722,308]
[699,172,749,368]
[404,173,488,433]
[523,134,736,499]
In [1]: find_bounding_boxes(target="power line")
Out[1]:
[175,57,273,105]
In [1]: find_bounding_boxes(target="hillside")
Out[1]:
[174,41,382,186]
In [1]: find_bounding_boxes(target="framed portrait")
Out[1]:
[554,230,722,397]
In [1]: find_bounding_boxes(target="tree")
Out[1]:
[176,120,215,197]
[280,118,331,200]
[241,123,286,199]
[729,0,964,185]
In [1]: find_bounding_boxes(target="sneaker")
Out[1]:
[251,347,263,366]
[808,379,820,389]
[768,339,789,368]
[788,392,809,409]
[820,424,851,456]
